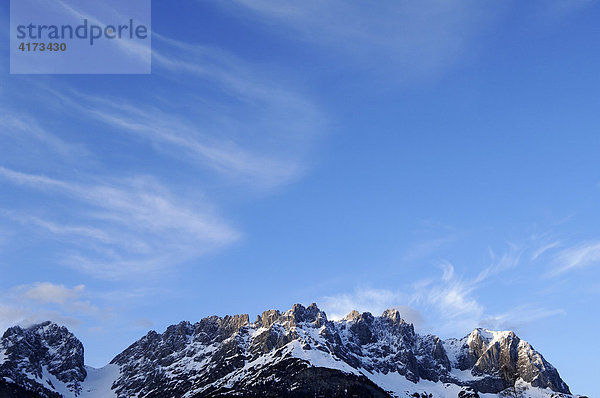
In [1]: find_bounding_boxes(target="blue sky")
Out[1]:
[1,0,599,396]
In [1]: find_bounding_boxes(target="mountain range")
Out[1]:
[0,303,584,398]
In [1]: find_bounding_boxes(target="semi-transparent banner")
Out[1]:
[10,0,151,74]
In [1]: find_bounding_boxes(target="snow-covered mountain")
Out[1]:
[0,304,584,398]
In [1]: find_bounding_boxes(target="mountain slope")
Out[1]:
[0,304,581,398]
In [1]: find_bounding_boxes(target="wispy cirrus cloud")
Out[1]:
[0,113,86,158]
[320,269,480,336]
[150,34,325,188]
[408,244,523,334]
[221,0,496,81]
[53,0,151,62]
[549,241,600,276]
[531,240,562,261]
[32,33,325,189]
[473,244,522,284]
[480,305,566,332]
[321,242,566,337]
[2,213,126,248]
[319,261,481,336]
[409,262,485,335]
[0,28,324,284]
[66,96,302,188]
[0,167,238,279]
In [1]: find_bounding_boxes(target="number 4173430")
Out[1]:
[18,42,67,52]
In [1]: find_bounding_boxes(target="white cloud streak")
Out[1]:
[36,33,324,189]
[474,244,522,284]
[80,99,300,188]
[54,0,151,62]
[320,243,568,337]
[410,263,484,335]
[0,113,86,158]
[0,28,324,282]
[480,305,567,332]
[0,167,238,278]
[223,0,494,81]
[531,241,561,261]
[550,241,600,276]
[0,282,108,333]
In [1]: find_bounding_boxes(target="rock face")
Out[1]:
[0,304,575,398]
[443,329,570,394]
[0,321,86,397]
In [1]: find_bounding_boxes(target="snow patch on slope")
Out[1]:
[289,340,359,375]
[448,367,484,381]
[27,364,120,398]
[442,338,463,366]
[39,366,74,397]
[80,365,120,398]
[362,370,498,398]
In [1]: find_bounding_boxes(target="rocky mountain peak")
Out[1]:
[0,306,577,398]
[343,309,375,324]
[0,321,86,397]
[256,303,327,329]
[447,328,571,395]
[256,309,281,328]
[288,302,327,325]
[343,309,362,322]
[381,308,405,323]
